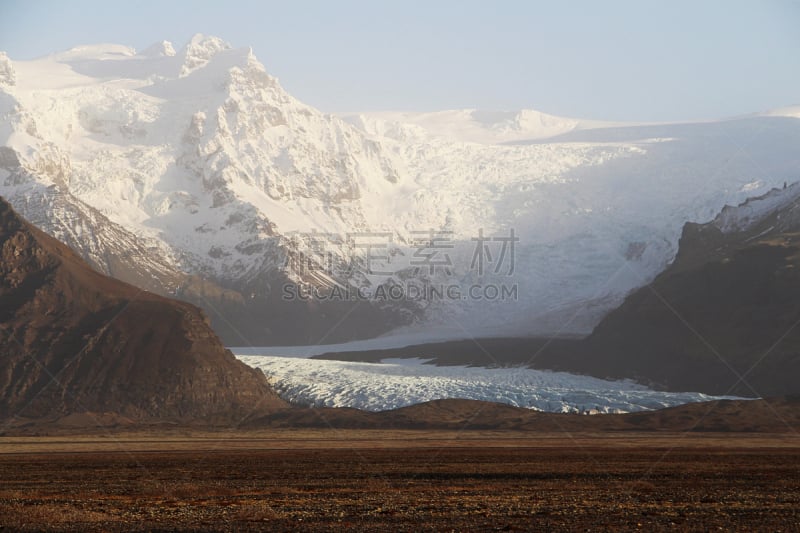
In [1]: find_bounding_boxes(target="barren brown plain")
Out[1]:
[0,430,799,531]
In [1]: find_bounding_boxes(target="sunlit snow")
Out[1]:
[3,36,800,338]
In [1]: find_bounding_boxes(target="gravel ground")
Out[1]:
[0,438,799,531]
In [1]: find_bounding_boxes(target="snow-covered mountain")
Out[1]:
[1,35,799,344]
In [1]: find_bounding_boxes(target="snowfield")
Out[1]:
[235,354,744,413]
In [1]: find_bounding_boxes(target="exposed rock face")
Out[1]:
[577,185,800,397]
[0,196,285,422]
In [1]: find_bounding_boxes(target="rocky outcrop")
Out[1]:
[0,196,286,422]
[573,184,800,397]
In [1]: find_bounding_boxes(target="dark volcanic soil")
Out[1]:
[0,437,798,531]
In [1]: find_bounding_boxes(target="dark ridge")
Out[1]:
[0,196,286,423]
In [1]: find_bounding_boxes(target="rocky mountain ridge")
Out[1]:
[0,195,286,422]
[573,183,800,396]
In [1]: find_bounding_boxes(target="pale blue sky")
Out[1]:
[0,0,798,121]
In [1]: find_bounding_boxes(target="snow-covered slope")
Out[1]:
[2,35,800,342]
[342,108,621,145]
[236,354,743,413]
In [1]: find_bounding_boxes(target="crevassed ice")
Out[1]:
[236,355,745,414]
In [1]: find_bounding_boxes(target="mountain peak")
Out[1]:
[186,33,231,50]
[180,34,233,77]
[139,40,176,58]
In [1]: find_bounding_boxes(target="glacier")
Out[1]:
[2,35,800,341]
[235,353,745,413]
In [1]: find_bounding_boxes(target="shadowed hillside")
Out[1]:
[0,196,285,423]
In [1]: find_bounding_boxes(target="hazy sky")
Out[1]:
[1,0,798,121]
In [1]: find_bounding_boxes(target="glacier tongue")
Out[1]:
[236,354,745,413]
[2,36,800,340]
